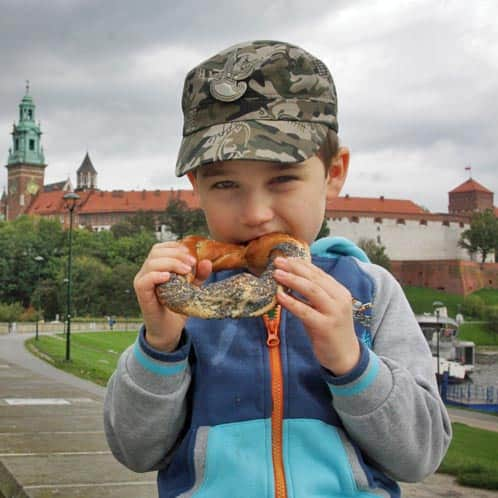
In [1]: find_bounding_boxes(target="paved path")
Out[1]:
[0,332,497,497]
[0,334,156,497]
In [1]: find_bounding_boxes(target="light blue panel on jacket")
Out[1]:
[193,419,273,497]
[311,236,370,262]
[283,418,379,498]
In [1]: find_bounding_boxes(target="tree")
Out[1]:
[357,238,391,271]
[161,199,208,239]
[459,209,498,264]
[315,217,330,240]
[111,210,156,238]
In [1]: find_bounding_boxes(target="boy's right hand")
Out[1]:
[133,241,212,352]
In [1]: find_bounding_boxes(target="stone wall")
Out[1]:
[391,260,498,295]
[327,216,471,261]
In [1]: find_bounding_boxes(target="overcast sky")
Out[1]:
[1,0,497,213]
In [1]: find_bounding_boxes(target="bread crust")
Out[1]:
[155,232,310,319]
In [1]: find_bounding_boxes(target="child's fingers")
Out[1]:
[192,259,213,286]
[274,268,332,313]
[142,257,194,276]
[274,257,349,300]
[276,288,321,327]
[149,244,196,267]
[134,270,171,291]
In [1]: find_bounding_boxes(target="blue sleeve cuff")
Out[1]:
[323,342,381,397]
[134,325,191,376]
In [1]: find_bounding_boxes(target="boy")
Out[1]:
[104,40,451,497]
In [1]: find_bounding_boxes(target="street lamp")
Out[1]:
[34,255,44,340]
[432,300,444,391]
[63,192,80,361]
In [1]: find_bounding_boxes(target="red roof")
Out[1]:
[449,178,493,194]
[79,189,199,214]
[327,196,427,215]
[25,189,200,216]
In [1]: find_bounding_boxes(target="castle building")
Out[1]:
[448,177,494,215]
[3,84,46,221]
[76,152,97,190]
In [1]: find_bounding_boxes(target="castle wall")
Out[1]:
[391,260,498,296]
[327,216,471,261]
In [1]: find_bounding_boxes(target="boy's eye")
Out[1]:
[271,175,298,184]
[211,180,237,189]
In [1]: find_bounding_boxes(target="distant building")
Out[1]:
[448,177,494,215]
[3,83,46,221]
[325,194,472,261]
[76,152,97,191]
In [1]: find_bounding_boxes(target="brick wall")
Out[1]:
[391,260,498,296]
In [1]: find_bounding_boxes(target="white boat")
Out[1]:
[415,313,475,382]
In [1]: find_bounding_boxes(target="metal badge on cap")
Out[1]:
[209,50,256,102]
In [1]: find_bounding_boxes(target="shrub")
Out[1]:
[485,306,498,333]
[461,295,486,319]
[0,302,24,322]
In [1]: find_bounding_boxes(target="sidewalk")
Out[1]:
[0,334,156,498]
[1,333,497,498]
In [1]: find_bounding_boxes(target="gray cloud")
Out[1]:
[1,0,497,214]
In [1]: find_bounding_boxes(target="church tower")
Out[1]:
[5,83,47,220]
[76,152,98,190]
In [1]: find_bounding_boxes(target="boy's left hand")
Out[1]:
[273,257,360,376]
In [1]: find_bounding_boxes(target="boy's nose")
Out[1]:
[239,192,274,227]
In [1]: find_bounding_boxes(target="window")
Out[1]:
[28,110,33,120]
[442,220,450,227]
[29,139,35,151]
[396,219,405,225]
[15,139,19,151]
[419,219,427,226]
[351,216,359,223]
[374,217,383,224]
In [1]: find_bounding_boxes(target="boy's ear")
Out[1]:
[326,147,350,200]
[187,172,198,192]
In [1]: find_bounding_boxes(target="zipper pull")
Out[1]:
[263,306,281,347]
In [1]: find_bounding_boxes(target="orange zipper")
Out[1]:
[263,306,287,498]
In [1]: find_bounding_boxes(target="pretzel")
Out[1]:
[155,232,310,319]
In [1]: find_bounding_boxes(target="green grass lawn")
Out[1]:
[27,330,498,490]
[472,288,498,307]
[458,322,498,345]
[403,286,464,316]
[26,331,137,386]
[438,423,498,489]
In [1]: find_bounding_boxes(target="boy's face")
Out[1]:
[188,150,349,245]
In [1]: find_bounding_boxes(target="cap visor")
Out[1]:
[175,120,328,176]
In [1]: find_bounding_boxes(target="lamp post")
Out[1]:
[34,255,44,340]
[63,192,80,361]
[432,300,444,391]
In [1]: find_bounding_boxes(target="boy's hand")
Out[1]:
[133,241,212,352]
[273,257,360,376]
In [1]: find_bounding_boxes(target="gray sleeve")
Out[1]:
[327,261,452,482]
[103,329,191,472]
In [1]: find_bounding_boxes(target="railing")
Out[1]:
[446,383,497,404]
[0,320,143,335]
[441,375,498,413]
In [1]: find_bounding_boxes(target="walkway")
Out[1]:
[0,332,497,497]
[0,334,156,497]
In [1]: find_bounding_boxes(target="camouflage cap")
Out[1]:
[175,40,338,176]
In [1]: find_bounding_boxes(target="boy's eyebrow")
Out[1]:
[198,162,304,178]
